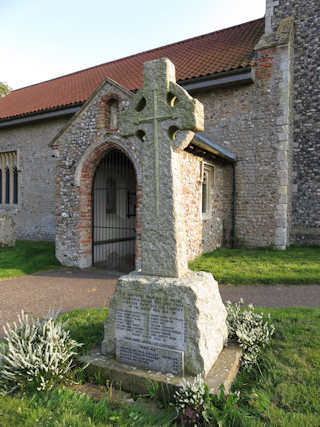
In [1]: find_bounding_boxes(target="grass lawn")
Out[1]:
[1,241,319,286]
[189,246,320,285]
[0,241,60,280]
[235,307,320,426]
[1,307,319,426]
[0,386,176,426]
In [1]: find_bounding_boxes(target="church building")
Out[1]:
[0,0,319,271]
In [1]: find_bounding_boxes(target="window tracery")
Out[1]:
[0,151,18,205]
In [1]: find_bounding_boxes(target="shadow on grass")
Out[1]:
[0,241,61,279]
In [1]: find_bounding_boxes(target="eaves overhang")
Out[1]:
[0,67,254,128]
[181,66,254,93]
[0,105,82,128]
[192,133,236,163]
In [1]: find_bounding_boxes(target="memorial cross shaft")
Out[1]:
[134,87,175,216]
[120,58,204,278]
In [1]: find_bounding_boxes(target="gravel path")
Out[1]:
[219,284,320,308]
[0,268,118,335]
[0,268,319,335]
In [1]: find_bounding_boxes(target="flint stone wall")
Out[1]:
[0,215,16,247]
[196,29,293,248]
[54,80,142,268]
[271,0,320,244]
[181,150,232,260]
[0,118,68,240]
[54,74,231,268]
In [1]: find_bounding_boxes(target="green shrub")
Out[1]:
[226,299,275,370]
[207,385,243,426]
[0,311,82,394]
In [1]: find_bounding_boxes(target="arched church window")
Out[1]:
[0,151,18,206]
[5,168,10,204]
[13,167,18,204]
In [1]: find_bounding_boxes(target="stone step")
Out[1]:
[80,344,242,399]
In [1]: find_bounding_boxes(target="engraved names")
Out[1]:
[116,340,183,375]
[115,294,185,374]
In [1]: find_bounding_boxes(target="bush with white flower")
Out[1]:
[226,299,275,370]
[173,375,242,426]
[173,374,206,424]
[172,300,275,425]
[0,310,82,394]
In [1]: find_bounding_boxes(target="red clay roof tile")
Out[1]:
[0,18,264,120]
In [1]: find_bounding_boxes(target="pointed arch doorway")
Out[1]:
[92,149,136,272]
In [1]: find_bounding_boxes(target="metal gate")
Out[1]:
[92,150,136,272]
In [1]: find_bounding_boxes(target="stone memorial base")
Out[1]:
[80,344,242,398]
[101,271,228,377]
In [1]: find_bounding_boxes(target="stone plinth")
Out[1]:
[0,216,16,248]
[102,271,228,377]
[81,344,241,399]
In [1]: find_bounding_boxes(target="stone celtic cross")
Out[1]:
[120,58,204,277]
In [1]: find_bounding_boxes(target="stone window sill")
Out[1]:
[0,205,20,212]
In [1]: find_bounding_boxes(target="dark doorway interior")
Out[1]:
[92,150,136,273]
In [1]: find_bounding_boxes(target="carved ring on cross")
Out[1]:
[119,58,204,152]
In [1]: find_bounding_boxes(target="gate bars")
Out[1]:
[92,150,136,272]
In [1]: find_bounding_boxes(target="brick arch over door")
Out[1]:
[75,137,142,269]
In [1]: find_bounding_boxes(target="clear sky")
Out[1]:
[1,0,265,90]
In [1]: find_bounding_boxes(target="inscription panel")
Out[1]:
[116,339,184,375]
[115,293,185,373]
[115,294,185,351]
